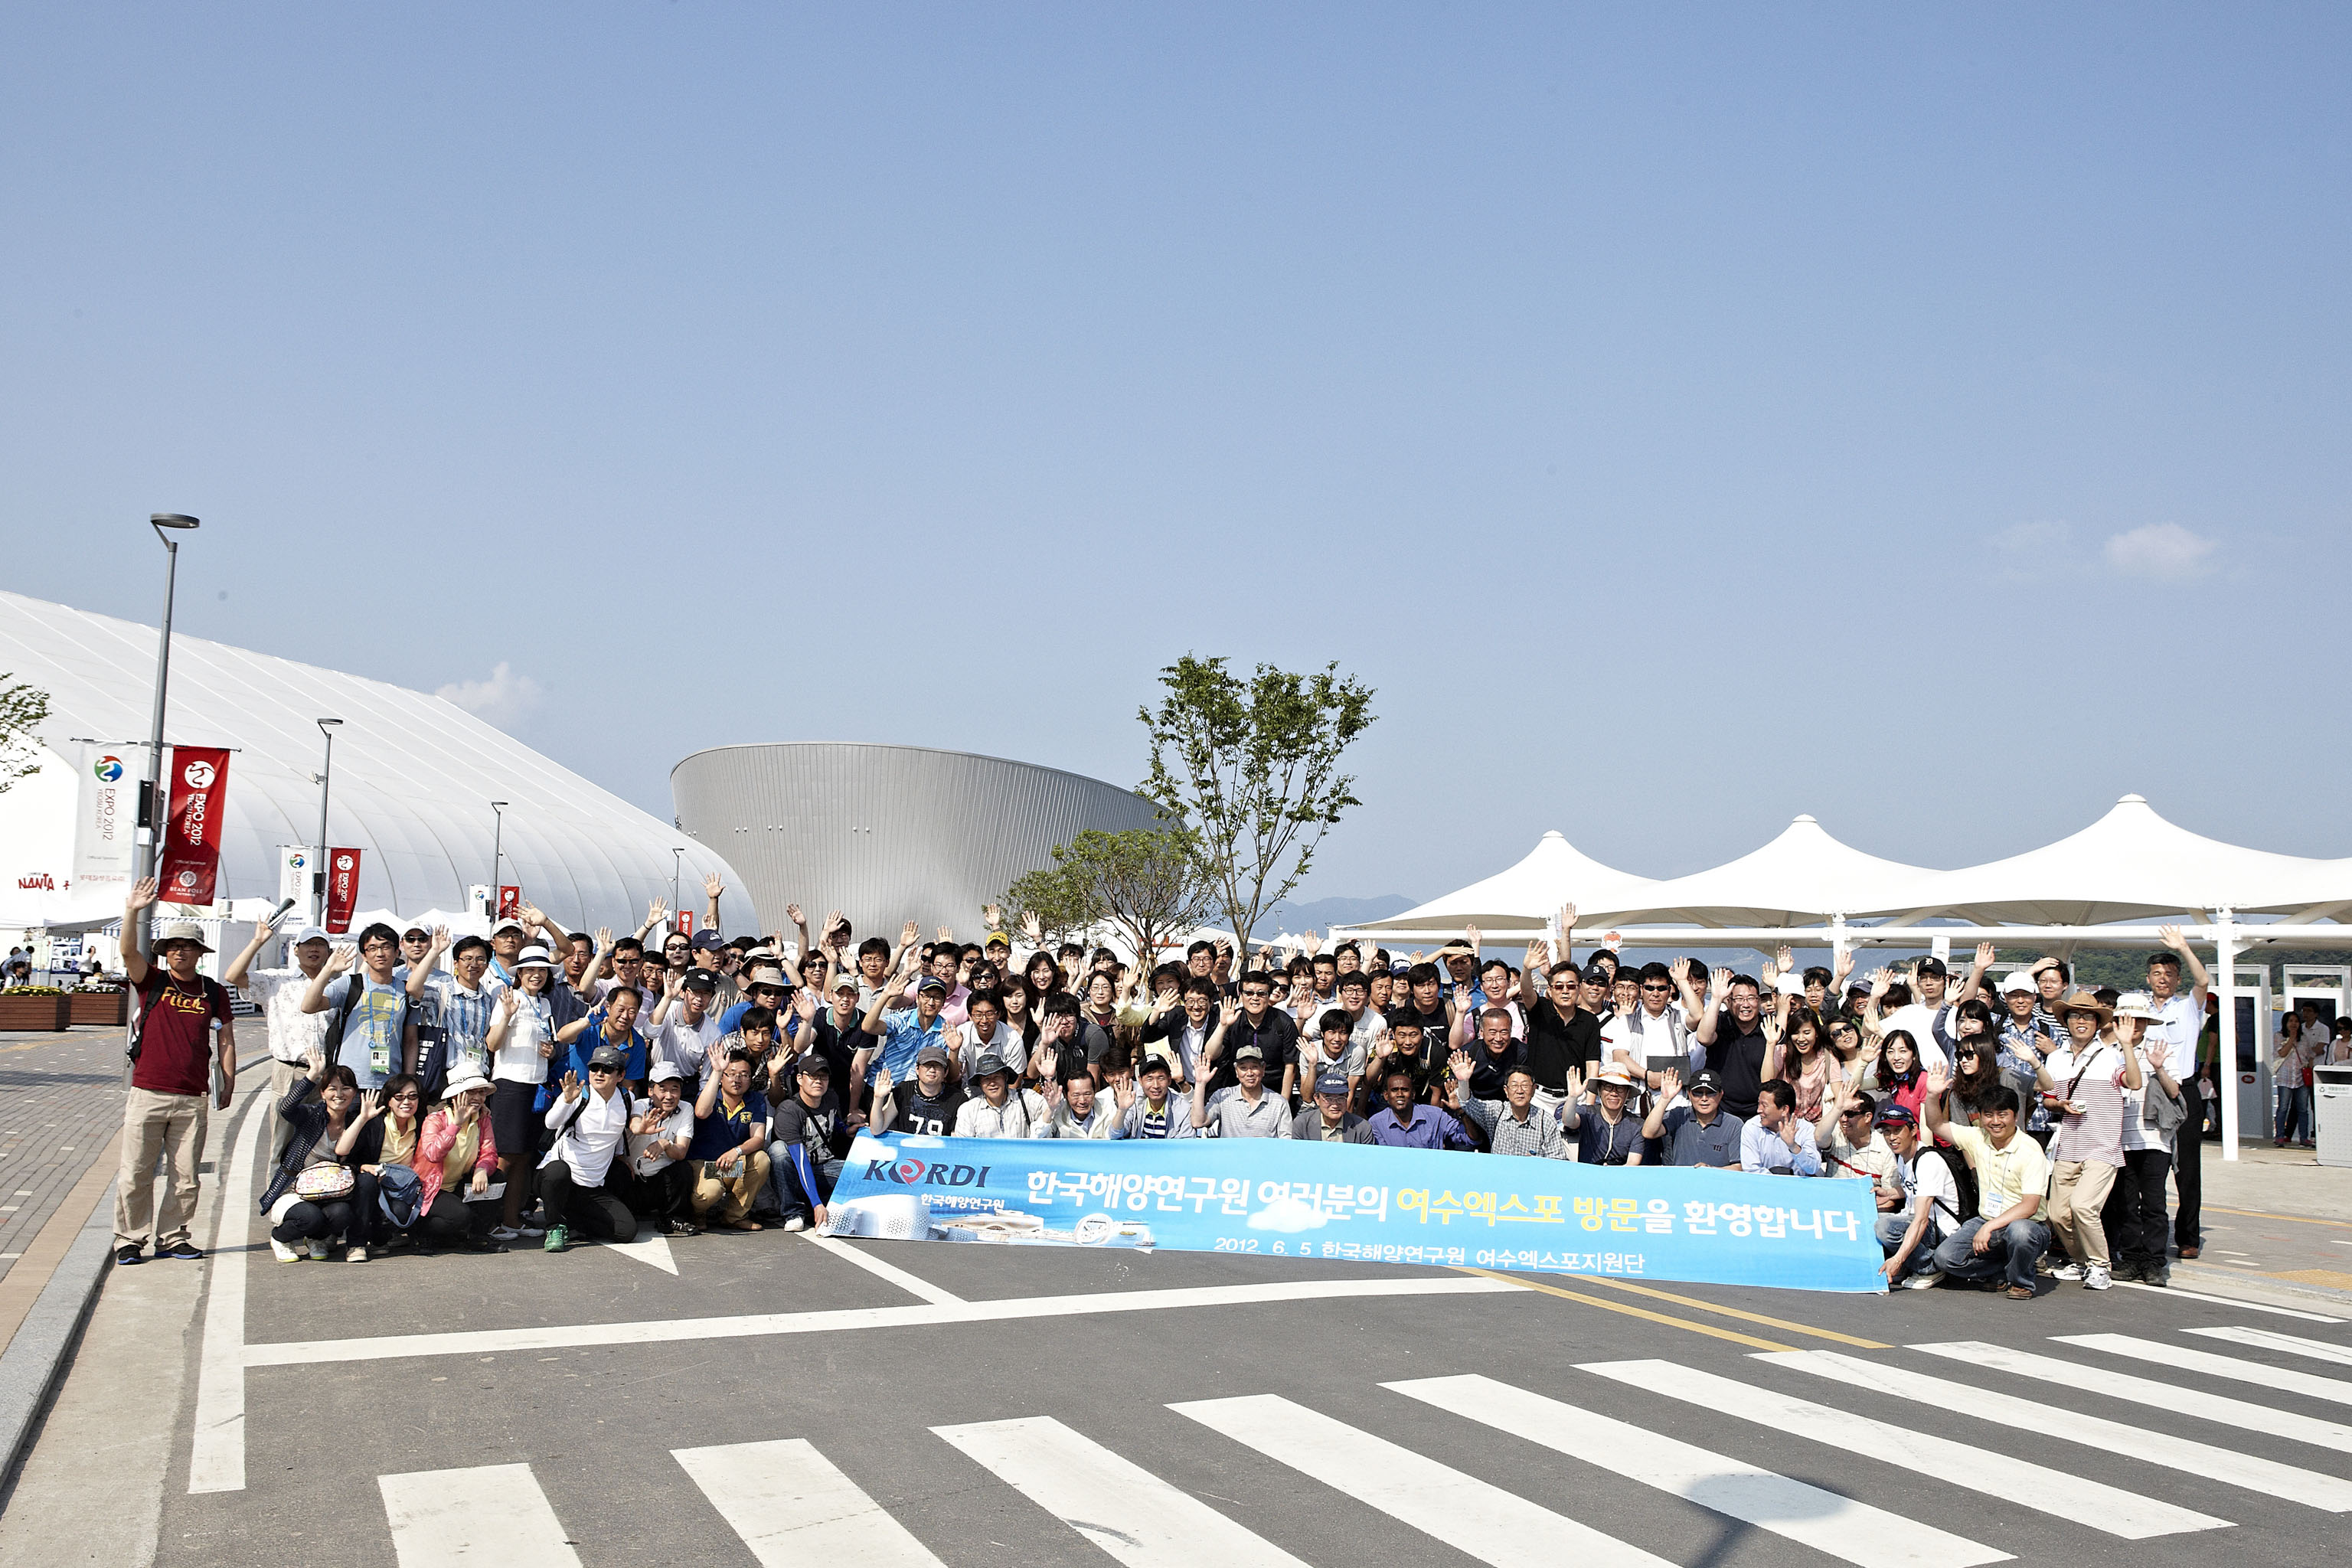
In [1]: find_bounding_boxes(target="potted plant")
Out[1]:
[0,987,70,1031]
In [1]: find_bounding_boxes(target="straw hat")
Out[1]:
[2053,988,2114,1021]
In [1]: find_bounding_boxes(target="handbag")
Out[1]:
[295,1162,356,1201]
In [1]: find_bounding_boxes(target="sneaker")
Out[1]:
[781,1215,808,1232]
[2085,1263,2113,1290]
[519,1223,546,1238]
[305,1240,330,1262]
[667,1218,700,1236]
[487,1225,521,1243]
[2049,1262,2084,1282]
[113,1244,145,1266]
[2143,1264,2170,1288]
[544,1224,569,1254]
[1901,1269,1941,1291]
[345,1245,368,1264]
[160,1240,205,1261]
[269,1238,301,1263]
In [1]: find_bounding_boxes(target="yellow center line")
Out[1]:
[1578,1276,1891,1349]
[2207,1204,2352,1232]
[1460,1268,1795,1352]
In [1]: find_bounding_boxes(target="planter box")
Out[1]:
[0,995,70,1031]
[69,991,129,1027]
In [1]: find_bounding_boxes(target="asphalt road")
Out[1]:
[75,1093,2352,1566]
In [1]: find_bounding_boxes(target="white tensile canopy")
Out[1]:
[1350,831,1658,942]
[1873,795,2352,926]
[1566,815,1939,930]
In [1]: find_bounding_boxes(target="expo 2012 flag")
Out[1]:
[70,742,146,894]
[155,746,231,906]
[325,848,364,933]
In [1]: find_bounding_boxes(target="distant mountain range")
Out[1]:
[1253,893,1416,936]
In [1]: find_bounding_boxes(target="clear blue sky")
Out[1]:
[5,6,2348,904]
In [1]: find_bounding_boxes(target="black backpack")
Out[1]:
[1918,1144,1980,1230]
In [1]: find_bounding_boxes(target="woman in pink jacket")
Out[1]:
[416,1069,505,1252]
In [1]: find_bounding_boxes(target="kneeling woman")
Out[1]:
[262,1050,381,1263]
[415,1069,505,1251]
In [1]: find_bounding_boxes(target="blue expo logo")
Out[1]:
[92,755,123,783]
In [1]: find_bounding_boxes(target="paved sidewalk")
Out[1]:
[0,1028,129,1295]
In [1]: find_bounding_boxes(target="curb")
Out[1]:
[0,1181,116,1497]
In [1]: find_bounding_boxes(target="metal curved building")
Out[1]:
[671,743,1164,940]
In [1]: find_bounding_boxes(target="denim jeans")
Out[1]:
[1876,1211,1940,1281]
[2276,1086,2312,1142]
[1932,1214,2050,1291]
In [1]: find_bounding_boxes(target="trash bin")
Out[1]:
[2316,1065,2352,1168]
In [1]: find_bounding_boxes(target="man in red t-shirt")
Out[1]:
[114,879,237,1265]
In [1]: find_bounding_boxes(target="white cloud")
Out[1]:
[2103,523,2217,582]
[435,662,544,728]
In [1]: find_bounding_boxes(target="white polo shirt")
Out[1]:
[542,1086,632,1187]
[2151,991,2203,1080]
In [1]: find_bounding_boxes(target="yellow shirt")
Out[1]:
[1940,1124,2050,1220]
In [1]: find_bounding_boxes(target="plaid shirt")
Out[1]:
[1456,1094,1573,1158]
[419,974,498,1080]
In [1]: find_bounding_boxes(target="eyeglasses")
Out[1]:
[587,1066,619,1076]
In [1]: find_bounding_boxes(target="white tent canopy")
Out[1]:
[1873,795,2352,926]
[1352,831,1658,940]
[1570,815,1939,929]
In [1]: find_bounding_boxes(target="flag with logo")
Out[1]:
[155,746,230,906]
[70,742,145,893]
[326,848,364,933]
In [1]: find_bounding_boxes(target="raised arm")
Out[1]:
[120,878,158,988]
[1953,942,1995,1009]
[2158,924,2213,1004]
[222,905,281,989]
[702,873,726,936]
[301,942,359,1014]
[406,926,450,1001]
[1642,1067,1681,1141]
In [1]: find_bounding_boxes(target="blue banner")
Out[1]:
[827,1132,1886,1293]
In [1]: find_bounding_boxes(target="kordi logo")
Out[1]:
[860,1155,995,1188]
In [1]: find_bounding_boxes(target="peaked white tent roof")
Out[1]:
[1353,831,1658,939]
[1868,795,2352,926]
[1573,815,1939,929]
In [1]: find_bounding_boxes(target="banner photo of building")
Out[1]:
[827,1132,1885,1293]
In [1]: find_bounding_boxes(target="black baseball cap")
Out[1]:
[681,967,718,991]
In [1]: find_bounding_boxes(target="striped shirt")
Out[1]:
[2044,1043,2126,1167]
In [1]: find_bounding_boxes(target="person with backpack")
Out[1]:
[537,1044,637,1253]
[1876,1103,1968,1289]
[113,880,238,1266]
[299,922,418,1090]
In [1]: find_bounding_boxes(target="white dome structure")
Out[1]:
[0,590,750,934]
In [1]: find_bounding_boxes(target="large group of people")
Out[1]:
[102,874,2270,1298]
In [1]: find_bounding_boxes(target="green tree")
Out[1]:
[1015,827,1214,967]
[1139,655,1375,959]
[1001,858,1096,953]
[0,675,52,796]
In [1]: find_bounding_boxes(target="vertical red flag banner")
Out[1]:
[675,910,695,936]
[155,746,231,906]
[496,884,522,920]
[326,848,364,934]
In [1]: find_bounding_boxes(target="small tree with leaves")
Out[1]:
[1014,827,1214,967]
[1139,655,1374,959]
[0,675,53,796]
[1001,857,1096,954]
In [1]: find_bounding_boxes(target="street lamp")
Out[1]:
[671,847,684,926]
[490,802,508,916]
[313,719,343,926]
[132,514,199,955]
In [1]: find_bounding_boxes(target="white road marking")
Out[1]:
[2109,1279,2343,1321]
[1388,1373,2007,1568]
[2187,1325,2352,1367]
[188,1098,268,1494]
[801,1230,963,1304]
[379,1462,580,1566]
[2056,1331,2352,1407]
[1915,1340,2352,1452]
[1764,1350,2352,1511]
[672,1438,945,1566]
[244,1273,1517,1365]
[603,1220,676,1276]
[935,1414,1306,1566]
[1583,1358,2226,1540]
[1172,1393,1671,1568]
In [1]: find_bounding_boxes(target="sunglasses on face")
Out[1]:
[588,1066,619,1076]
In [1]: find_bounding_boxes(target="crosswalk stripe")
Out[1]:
[1914,1340,2352,1452]
[2056,1332,2352,1409]
[379,1463,581,1566]
[1763,1349,2352,1512]
[1387,1373,2007,1568]
[671,1439,945,1566]
[2187,1325,2352,1368]
[933,1415,1308,1566]
[1582,1358,2228,1540]
[1171,1393,1672,1568]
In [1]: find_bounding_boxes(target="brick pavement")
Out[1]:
[0,1027,129,1290]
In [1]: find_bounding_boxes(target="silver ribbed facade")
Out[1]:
[671,743,1164,941]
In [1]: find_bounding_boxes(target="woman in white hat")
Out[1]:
[483,944,561,1241]
[413,1069,504,1251]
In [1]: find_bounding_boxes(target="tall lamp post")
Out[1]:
[313,719,343,926]
[132,514,200,955]
[671,847,684,928]
[490,802,508,916]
